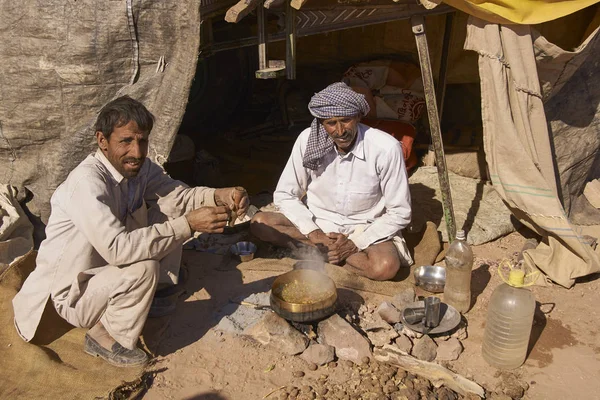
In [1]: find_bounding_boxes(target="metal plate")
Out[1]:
[401,300,461,335]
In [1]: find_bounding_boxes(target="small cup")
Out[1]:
[403,307,426,325]
[230,241,257,262]
[424,296,441,328]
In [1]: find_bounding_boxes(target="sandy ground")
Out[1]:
[143,230,600,400]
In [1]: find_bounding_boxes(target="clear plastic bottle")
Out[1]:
[443,230,473,313]
[482,269,535,370]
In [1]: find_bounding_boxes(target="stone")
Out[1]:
[366,325,399,347]
[436,338,463,361]
[401,325,423,339]
[318,314,372,364]
[412,336,437,362]
[391,288,416,311]
[496,372,528,399]
[488,393,512,400]
[394,334,413,354]
[243,312,309,355]
[450,322,468,341]
[292,370,305,378]
[301,343,335,366]
[392,388,419,400]
[376,302,402,324]
[434,387,458,400]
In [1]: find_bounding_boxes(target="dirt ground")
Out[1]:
[143,230,600,400]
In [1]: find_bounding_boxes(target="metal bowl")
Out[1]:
[230,241,257,262]
[414,265,446,293]
[270,269,337,322]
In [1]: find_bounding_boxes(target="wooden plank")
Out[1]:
[374,345,485,398]
[257,2,269,70]
[225,0,261,23]
[286,2,297,80]
[290,0,309,10]
[264,0,285,9]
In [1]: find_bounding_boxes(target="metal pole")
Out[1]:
[411,14,457,242]
[257,2,268,70]
[286,1,297,80]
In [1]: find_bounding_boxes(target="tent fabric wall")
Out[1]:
[420,0,599,25]
[464,17,600,288]
[0,0,201,234]
[534,27,600,215]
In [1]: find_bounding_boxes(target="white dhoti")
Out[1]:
[347,224,414,267]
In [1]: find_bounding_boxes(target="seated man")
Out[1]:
[12,96,249,367]
[251,82,413,280]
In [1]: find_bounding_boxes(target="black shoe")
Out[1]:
[84,334,148,367]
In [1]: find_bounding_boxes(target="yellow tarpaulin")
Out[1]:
[422,0,599,24]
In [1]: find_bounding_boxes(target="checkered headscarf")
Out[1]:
[303,82,370,170]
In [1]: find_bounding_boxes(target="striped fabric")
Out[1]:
[303,82,370,170]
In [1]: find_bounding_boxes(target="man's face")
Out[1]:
[321,115,360,153]
[96,120,149,179]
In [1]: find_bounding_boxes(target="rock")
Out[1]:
[307,362,318,371]
[366,325,399,347]
[292,370,305,378]
[401,325,423,339]
[394,334,413,354]
[376,302,402,324]
[502,382,525,399]
[412,336,437,361]
[301,343,335,366]
[243,312,309,355]
[488,393,512,400]
[434,387,458,400]
[318,314,372,364]
[392,388,419,400]
[360,312,391,332]
[436,338,463,361]
[450,322,468,341]
[497,372,528,399]
[391,288,416,311]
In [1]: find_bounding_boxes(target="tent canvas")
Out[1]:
[0,2,598,284]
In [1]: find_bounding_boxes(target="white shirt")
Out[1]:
[274,123,411,250]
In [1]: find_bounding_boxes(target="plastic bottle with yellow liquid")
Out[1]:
[482,268,536,370]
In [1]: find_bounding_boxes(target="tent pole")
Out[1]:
[411,14,457,242]
[257,1,268,71]
[436,12,454,120]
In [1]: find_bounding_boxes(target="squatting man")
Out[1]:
[251,82,413,280]
[13,96,249,367]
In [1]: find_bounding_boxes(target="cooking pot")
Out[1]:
[270,269,337,323]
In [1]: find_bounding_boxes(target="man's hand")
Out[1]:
[326,232,359,265]
[185,206,230,233]
[215,187,250,218]
[307,229,335,254]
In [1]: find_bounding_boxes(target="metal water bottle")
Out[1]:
[443,230,473,313]
[482,269,536,369]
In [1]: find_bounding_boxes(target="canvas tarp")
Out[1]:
[419,0,599,25]
[0,0,202,239]
[0,185,33,269]
[464,17,600,288]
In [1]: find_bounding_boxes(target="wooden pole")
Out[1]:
[286,1,297,80]
[411,14,457,242]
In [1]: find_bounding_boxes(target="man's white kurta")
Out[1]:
[274,123,411,250]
